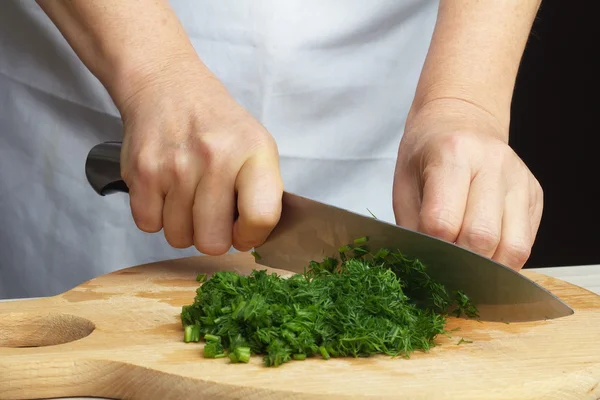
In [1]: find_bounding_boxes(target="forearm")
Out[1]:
[410,0,542,136]
[36,0,204,109]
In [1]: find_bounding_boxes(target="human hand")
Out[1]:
[35,0,283,254]
[392,99,543,270]
[118,57,283,255]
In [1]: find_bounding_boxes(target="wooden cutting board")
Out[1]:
[1,253,599,400]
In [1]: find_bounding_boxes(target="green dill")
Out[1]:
[453,291,479,319]
[203,340,224,358]
[353,236,369,245]
[366,208,378,219]
[183,324,200,343]
[229,346,251,363]
[251,250,261,262]
[204,334,220,342]
[181,238,478,367]
[457,338,473,345]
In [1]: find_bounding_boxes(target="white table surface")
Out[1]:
[2,264,599,400]
[529,264,600,295]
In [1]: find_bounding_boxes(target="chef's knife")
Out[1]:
[85,141,573,322]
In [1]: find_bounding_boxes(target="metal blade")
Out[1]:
[255,192,573,322]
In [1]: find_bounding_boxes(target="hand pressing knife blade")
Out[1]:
[84,141,573,322]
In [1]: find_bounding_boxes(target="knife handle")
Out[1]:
[85,141,129,196]
[85,141,242,220]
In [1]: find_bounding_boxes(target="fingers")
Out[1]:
[455,170,505,259]
[492,183,533,270]
[123,134,281,256]
[392,162,422,230]
[233,153,283,252]
[125,150,165,234]
[417,161,471,243]
[192,148,282,255]
[192,164,237,256]
[417,161,538,269]
[529,175,544,239]
[161,153,200,248]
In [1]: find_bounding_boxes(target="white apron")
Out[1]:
[0,0,439,299]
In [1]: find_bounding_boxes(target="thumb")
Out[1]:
[233,153,283,251]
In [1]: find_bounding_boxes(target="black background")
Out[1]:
[512,1,598,268]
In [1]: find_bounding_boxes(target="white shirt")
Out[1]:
[0,0,438,298]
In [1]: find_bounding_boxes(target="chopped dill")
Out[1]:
[250,250,261,262]
[353,236,369,245]
[181,238,478,367]
[457,338,473,345]
[453,290,479,319]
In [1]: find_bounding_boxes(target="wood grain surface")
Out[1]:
[1,253,599,400]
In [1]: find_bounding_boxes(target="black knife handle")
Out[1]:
[85,141,244,221]
[85,141,129,196]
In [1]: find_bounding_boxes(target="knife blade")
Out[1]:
[85,141,573,322]
[254,192,574,322]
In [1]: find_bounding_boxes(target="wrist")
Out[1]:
[104,49,208,112]
[411,86,510,130]
[406,96,509,144]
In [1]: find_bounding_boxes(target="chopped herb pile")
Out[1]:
[180,237,478,367]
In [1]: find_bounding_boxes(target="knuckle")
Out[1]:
[191,134,230,169]
[189,123,276,171]
[423,139,472,174]
[168,152,195,183]
[131,148,161,183]
[420,210,461,241]
[463,225,500,252]
[501,240,532,266]
[437,132,475,156]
